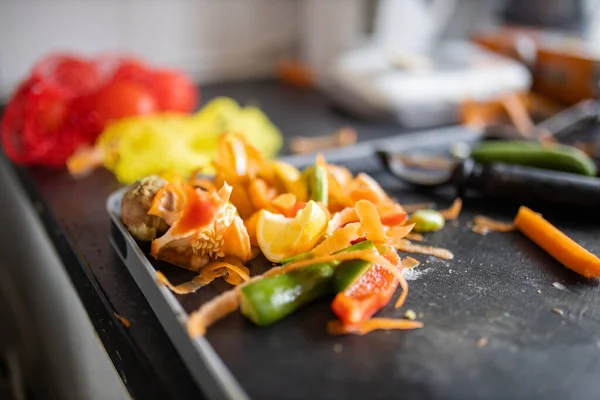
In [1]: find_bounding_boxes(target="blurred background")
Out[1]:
[3,0,600,126]
[2,1,600,399]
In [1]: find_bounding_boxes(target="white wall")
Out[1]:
[0,0,299,98]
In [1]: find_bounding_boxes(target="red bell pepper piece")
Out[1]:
[331,250,400,325]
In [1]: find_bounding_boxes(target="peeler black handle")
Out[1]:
[459,160,600,208]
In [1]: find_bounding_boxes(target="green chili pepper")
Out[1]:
[240,262,335,326]
[408,209,445,232]
[332,240,377,292]
[240,240,376,326]
[471,141,597,177]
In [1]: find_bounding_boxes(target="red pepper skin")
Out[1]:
[331,262,398,325]
[380,211,407,226]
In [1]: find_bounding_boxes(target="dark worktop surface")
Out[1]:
[7,80,408,399]
[6,80,600,400]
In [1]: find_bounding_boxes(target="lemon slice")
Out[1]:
[257,200,327,262]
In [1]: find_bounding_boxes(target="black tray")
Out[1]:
[108,126,600,400]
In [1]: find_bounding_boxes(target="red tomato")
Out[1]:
[111,59,152,86]
[33,94,69,133]
[34,55,101,95]
[94,81,157,126]
[150,69,197,112]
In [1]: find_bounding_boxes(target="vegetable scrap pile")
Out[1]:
[1,53,197,166]
[119,131,600,339]
[121,134,456,337]
[68,97,283,183]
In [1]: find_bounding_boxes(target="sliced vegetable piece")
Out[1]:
[239,262,336,326]
[514,206,600,278]
[408,209,445,233]
[311,222,362,257]
[240,240,379,326]
[331,263,398,325]
[333,259,373,292]
[331,246,402,325]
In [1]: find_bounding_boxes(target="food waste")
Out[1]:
[1,53,197,166]
[120,134,459,336]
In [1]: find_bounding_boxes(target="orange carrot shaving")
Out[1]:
[514,206,600,278]
[395,270,409,309]
[355,200,386,242]
[352,173,389,204]
[271,193,297,213]
[187,290,240,337]
[114,312,131,328]
[327,318,423,336]
[156,270,227,294]
[248,179,273,210]
[156,258,249,295]
[326,207,358,234]
[378,247,409,309]
[386,223,415,241]
[327,164,353,186]
[473,215,514,235]
[221,217,253,262]
[316,153,327,169]
[439,198,462,220]
[244,211,261,247]
[201,259,251,285]
[401,257,420,269]
[405,232,424,242]
[311,223,362,257]
[229,184,254,219]
[213,135,239,179]
[392,239,454,260]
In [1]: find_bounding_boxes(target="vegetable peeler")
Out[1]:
[378,151,600,208]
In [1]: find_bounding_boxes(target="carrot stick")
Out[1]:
[514,206,600,278]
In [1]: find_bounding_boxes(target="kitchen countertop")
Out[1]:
[3,80,412,399]
[5,80,600,400]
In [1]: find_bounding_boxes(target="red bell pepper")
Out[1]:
[331,250,400,325]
